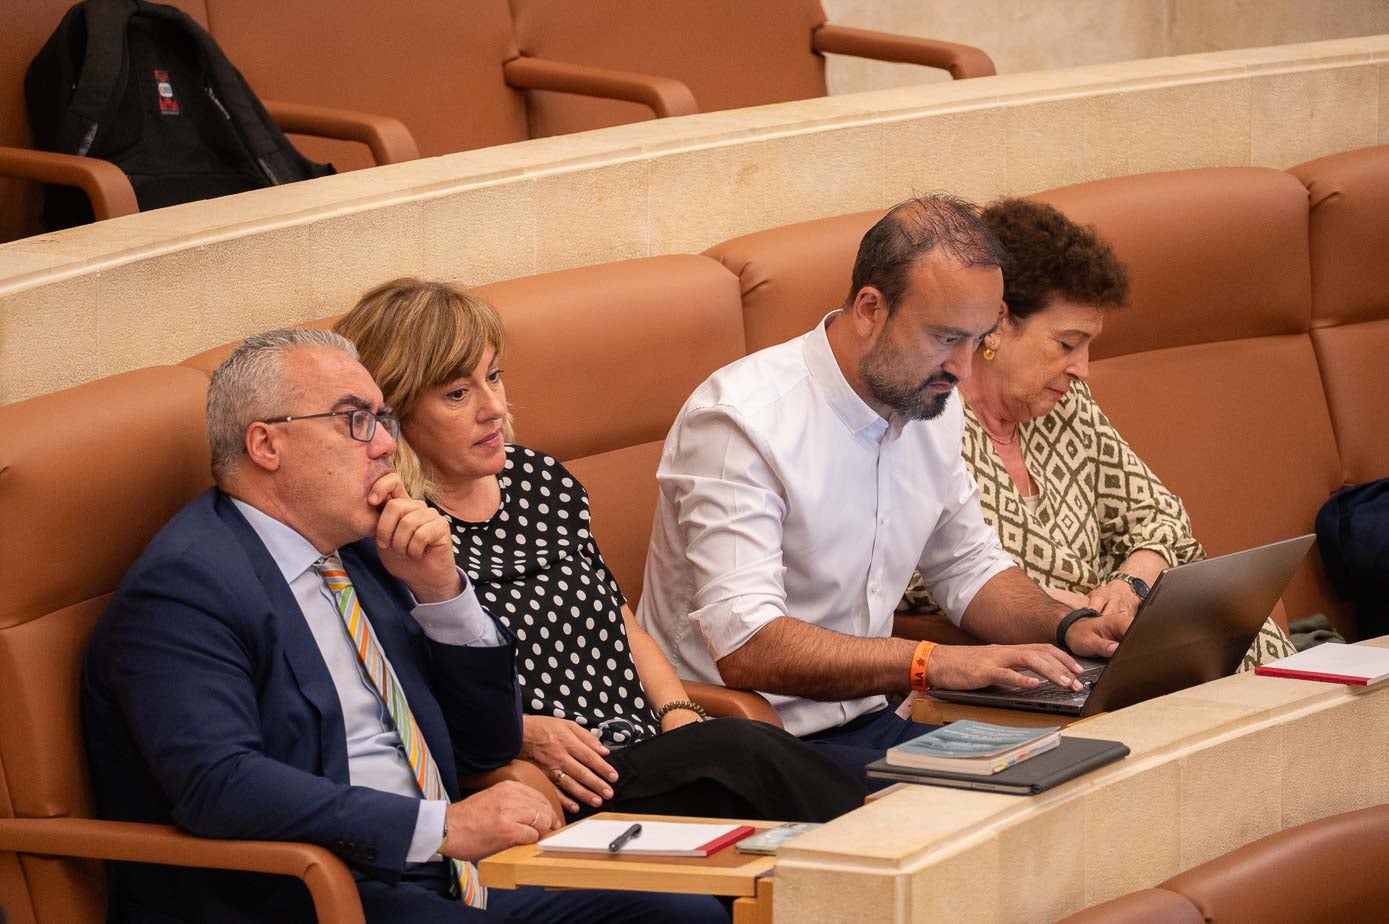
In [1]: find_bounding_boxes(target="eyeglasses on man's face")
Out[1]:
[257,409,400,443]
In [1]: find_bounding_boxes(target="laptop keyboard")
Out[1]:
[1027,666,1105,700]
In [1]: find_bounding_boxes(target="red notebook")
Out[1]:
[537,820,757,857]
[1254,644,1389,686]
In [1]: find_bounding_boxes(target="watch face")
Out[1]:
[1124,574,1150,600]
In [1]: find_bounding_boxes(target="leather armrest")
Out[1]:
[503,56,698,119]
[460,759,564,819]
[0,146,138,221]
[261,99,419,166]
[0,817,363,924]
[684,680,783,727]
[812,24,997,79]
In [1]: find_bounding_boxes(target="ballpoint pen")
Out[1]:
[607,823,643,854]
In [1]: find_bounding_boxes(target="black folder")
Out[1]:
[865,736,1129,795]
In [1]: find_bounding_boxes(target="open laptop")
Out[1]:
[928,534,1315,717]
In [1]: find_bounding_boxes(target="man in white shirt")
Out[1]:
[638,195,1126,777]
[84,329,725,922]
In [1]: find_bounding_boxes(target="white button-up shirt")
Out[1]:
[637,315,1012,736]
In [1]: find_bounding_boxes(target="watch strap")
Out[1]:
[1114,572,1150,600]
[1055,607,1101,656]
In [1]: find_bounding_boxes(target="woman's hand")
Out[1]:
[519,715,618,814]
[1085,578,1141,622]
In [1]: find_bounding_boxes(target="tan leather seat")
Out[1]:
[473,255,745,606]
[205,0,523,173]
[510,0,994,137]
[706,210,878,353]
[1062,806,1389,922]
[1290,145,1389,488]
[474,256,779,723]
[205,0,695,174]
[1058,888,1203,924]
[0,366,365,923]
[705,168,1351,634]
[1161,805,1389,922]
[1035,168,1344,631]
[183,255,781,724]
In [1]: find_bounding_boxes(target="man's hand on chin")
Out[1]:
[368,472,460,603]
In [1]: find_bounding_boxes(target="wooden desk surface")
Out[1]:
[911,695,1099,728]
[479,812,779,897]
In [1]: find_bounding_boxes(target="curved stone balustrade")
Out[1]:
[774,638,1389,921]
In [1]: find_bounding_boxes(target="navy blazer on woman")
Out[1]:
[83,488,521,922]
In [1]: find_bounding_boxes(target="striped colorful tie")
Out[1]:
[315,554,486,909]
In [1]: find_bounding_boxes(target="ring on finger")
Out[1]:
[530,808,541,827]
[553,769,568,784]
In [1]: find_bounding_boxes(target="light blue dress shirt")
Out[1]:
[232,498,503,863]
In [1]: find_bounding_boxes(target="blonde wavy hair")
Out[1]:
[334,277,510,502]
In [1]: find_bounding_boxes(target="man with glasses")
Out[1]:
[638,195,1110,783]
[83,329,725,923]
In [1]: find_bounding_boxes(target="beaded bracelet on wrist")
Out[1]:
[653,699,708,722]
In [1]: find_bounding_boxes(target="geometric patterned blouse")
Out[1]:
[900,382,1295,671]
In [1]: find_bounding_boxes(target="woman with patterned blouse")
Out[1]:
[336,278,864,821]
[900,198,1294,670]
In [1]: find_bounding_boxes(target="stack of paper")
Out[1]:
[537,819,755,857]
[1254,643,1389,686]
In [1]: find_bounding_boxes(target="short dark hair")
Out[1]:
[845,193,1007,313]
[981,198,1129,320]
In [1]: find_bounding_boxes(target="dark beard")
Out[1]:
[860,350,957,421]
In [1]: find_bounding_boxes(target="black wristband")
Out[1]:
[1055,607,1101,656]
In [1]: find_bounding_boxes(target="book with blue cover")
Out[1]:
[868,736,1130,794]
[885,720,1060,774]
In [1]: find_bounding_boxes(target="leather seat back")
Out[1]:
[205,0,526,173]
[1036,168,1342,624]
[1290,145,1389,487]
[705,210,878,354]
[1161,804,1389,922]
[702,168,1346,626]
[473,255,746,605]
[1061,805,1389,921]
[185,256,747,606]
[0,366,214,923]
[510,0,829,137]
[1058,888,1203,924]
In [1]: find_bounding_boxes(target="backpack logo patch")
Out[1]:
[153,70,180,115]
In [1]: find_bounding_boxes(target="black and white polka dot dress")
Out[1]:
[440,444,660,747]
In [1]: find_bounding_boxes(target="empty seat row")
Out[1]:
[0,0,995,242]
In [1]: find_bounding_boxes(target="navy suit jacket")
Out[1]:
[83,488,522,922]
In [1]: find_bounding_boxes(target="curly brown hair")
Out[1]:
[981,198,1129,320]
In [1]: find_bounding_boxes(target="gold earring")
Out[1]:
[982,342,997,361]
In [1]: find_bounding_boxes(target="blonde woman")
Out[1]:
[336,278,864,821]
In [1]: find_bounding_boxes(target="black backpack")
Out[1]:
[25,0,334,231]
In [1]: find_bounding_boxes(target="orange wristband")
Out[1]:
[909,640,936,692]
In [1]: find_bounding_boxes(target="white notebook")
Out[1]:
[536,819,755,857]
[1255,643,1389,686]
